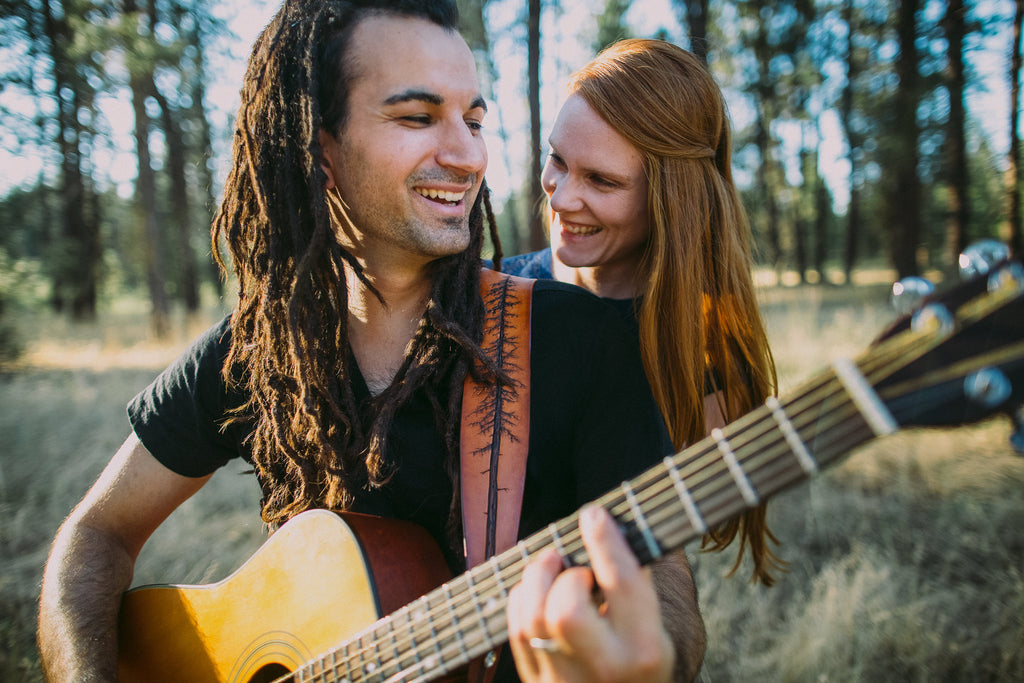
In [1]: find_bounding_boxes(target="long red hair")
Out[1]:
[569,39,782,584]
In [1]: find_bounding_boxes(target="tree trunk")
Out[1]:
[676,0,709,64]
[459,0,521,257]
[752,19,782,278]
[1010,0,1023,257]
[945,0,969,266]
[41,0,99,319]
[795,145,812,284]
[814,122,831,283]
[185,18,225,297]
[755,115,782,279]
[126,0,170,337]
[889,0,922,278]
[154,88,200,312]
[526,0,545,251]
[841,0,861,283]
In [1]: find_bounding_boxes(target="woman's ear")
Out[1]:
[318,129,338,190]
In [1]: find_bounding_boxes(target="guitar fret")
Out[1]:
[420,594,445,666]
[622,481,662,560]
[663,456,708,534]
[711,427,760,506]
[403,606,421,665]
[548,523,571,567]
[362,631,382,677]
[441,583,470,660]
[386,615,402,674]
[328,650,339,682]
[765,396,818,474]
[464,572,495,650]
[517,540,530,566]
[339,640,354,682]
[488,556,509,599]
[832,358,898,437]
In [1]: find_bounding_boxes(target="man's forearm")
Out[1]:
[38,521,135,682]
[652,549,707,682]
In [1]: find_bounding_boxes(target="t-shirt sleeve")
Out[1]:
[127,316,244,477]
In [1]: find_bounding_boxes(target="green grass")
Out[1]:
[1,284,1022,681]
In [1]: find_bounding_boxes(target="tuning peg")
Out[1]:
[911,302,955,335]
[987,261,1024,294]
[959,239,1010,280]
[964,368,1012,410]
[891,276,934,315]
[1011,406,1024,455]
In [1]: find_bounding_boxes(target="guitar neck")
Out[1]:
[293,326,944,683]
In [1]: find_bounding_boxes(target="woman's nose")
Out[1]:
[542,166,581,213]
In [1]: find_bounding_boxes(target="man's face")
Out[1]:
[320,14,488,270]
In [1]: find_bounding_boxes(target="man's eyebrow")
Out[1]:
[383,89,443,107]
[382,89,488,112]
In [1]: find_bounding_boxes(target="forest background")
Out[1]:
[1,0,1023,681]
[3,0,1024,335]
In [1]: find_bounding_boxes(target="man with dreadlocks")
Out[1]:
[38,1,706,681]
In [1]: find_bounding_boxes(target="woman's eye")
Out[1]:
[547,152,566,168]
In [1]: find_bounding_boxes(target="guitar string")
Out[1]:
[624,325,942,548]
[408,288,1010,680]
[292,336,923,682]
[302,388,900,679]
[621,325,950,556]
[292,324,944,682]
[297,278,1022,680]
[293,384,879,683]
[301,421,872,683]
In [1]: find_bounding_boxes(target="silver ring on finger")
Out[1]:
[528,637,560,654]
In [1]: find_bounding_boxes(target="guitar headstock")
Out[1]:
[868,252,1024,447]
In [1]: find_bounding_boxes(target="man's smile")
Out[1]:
[414,187,466,205]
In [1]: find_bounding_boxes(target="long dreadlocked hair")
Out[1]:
[211,0,503,539]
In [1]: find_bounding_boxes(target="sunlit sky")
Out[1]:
[0,0,1016,214]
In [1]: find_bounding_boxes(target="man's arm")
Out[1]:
[653,550,707,681]
[38,434,211,681]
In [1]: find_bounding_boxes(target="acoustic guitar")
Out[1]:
[118,259,1024,683]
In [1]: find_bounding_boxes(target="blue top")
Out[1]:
[493,248,639,335]
[495,248,554,279]
[494,250,720,394]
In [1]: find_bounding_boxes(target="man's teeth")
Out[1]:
[416,188,465,203]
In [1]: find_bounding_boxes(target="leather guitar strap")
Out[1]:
[460,268,534,683]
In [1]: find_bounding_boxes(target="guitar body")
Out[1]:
[118,510,452,683]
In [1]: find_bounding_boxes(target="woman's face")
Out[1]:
[541,94,650,284]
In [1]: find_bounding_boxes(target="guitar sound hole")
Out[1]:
[248,663,291,683]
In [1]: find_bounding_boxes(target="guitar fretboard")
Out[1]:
[289,314,954,683]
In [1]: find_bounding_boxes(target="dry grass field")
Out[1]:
[1,280,1022,681]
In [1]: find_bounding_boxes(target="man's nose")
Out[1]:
[436,121,487,176]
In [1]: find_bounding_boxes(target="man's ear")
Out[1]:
[318,129,338,190]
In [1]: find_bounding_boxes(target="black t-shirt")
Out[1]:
[129,279,672,683]
[498,250,722,393]
[128,280,672,562]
